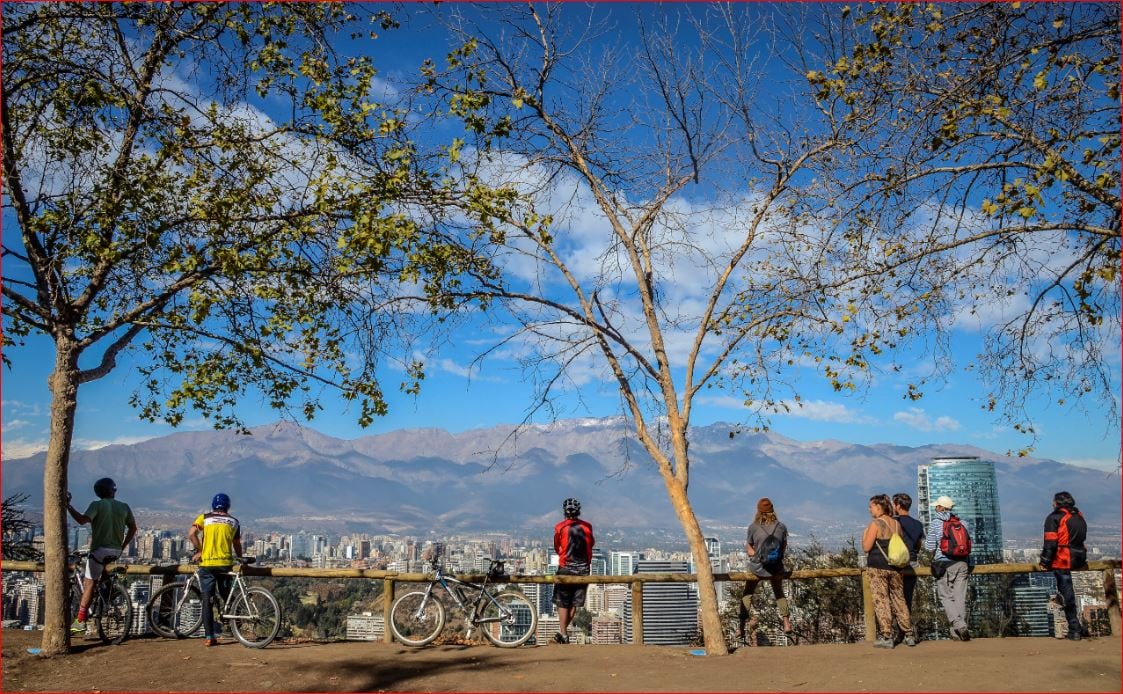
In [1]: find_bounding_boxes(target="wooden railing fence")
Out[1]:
[4,559,1119,644]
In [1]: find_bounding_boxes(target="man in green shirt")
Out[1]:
[66,478,137,633]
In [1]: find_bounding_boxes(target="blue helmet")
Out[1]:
[211,493,231,511]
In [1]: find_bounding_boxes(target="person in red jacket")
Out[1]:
[552,497,594,644]
[1039,491,1089,640]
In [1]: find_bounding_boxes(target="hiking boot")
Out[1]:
[904,633,917,647]
[873,637,895,649]
[552,632,569,645]
[956,626,971,642]
[1065,630,1082,641]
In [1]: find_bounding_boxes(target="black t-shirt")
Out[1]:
[895,514,924,563]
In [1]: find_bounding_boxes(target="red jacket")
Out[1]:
[1041,506,1088,570]
[554,517,594,573]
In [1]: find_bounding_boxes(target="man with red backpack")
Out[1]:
[1039,491,1089,641]
[924,495,972,641]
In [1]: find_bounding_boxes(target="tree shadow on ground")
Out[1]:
[299,646,566,691]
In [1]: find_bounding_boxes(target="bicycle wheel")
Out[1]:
[389,590,445,646]
[95,581,132,645]
[480,591,537,647]
[228,586,281,648]
[147,582,204,638]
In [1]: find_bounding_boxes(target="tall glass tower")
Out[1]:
[917,456,1004,565]
[918,456,1010,637]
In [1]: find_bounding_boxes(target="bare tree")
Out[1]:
[423,4,909,655]
[2,493,42,562]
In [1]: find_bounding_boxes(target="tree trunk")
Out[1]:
[664,473,729,655]
[39,340,80,655]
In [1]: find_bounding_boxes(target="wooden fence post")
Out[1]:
[1102,568,1121,637]
[383,578,395,644]
[861,571,875,642]
[631,580,644,645]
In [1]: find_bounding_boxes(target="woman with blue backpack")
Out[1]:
[739,497,792,644]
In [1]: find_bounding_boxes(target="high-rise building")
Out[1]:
[918,457,1004,564]
[918,457,1007,636]
[622,560,698,645]
[591,548,608,576]
[1011,573,1056,636]
[610,551,641,576]
[519,582,553,621]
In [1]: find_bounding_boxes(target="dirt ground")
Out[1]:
[2,629,1120,693]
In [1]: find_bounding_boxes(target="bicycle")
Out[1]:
[68,550,132,645]
[146,557,281,648]
[389,558,537,648]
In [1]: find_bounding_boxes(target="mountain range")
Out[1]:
[3,418,1119,543]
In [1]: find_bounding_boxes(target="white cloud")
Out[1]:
[72,435,159,451]
[698,395,875,424]
[893,407,962,432]
[3,419,31,432]
[1062,457,1121,473]
[2,439,49,459]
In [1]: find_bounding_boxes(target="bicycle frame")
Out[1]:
[417,563,514,635]
[70,552,121,607]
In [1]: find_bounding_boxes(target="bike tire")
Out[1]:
[479,591,537,648]
[389,590,445,646]
[228,586,281,648]
[147,582,204,638]
[96,581,133,645]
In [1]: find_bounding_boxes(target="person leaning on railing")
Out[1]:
[1039,491,1090,641]
[188,492,243,647]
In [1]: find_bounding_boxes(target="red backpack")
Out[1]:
[939,514,972,559]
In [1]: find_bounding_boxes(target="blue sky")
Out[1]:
[2,4,1120,473]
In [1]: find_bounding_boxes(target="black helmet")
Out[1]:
[93,478,116,499]
[562,498,581,517]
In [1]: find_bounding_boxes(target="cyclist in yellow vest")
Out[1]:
[188,493,242,647]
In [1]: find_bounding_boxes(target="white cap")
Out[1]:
[935,495,955,509]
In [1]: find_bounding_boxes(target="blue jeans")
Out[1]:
[1053,569,1081,633]
[198,566,233,639]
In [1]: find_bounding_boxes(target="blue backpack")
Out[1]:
[757,528,783,566]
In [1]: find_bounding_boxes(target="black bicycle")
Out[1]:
[389,558,537,647]
[68,551,132,645]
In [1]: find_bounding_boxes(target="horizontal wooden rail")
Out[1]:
[5,559,1118,644]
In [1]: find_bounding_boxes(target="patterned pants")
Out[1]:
[867,567,911,639]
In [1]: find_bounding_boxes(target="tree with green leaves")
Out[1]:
[801,2,1120,445]
[2,3,493,655]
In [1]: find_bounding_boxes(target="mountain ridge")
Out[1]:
[3,418,1118,542]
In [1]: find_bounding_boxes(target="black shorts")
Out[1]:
[552,583,587,609]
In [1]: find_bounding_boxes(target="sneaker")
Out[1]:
[1065,630,1082,641]
[904,633,917,647]
[873,637,895,649]
[552,632,569,645]
[204,638,218,647]
[957,627,971,642]
[69,620,86,635]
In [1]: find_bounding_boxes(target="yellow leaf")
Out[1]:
[1033,72,1047,90]
[1017,206,1035,219]
[1053,19,1064,29]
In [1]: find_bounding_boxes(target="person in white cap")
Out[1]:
[924,495,971,640]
